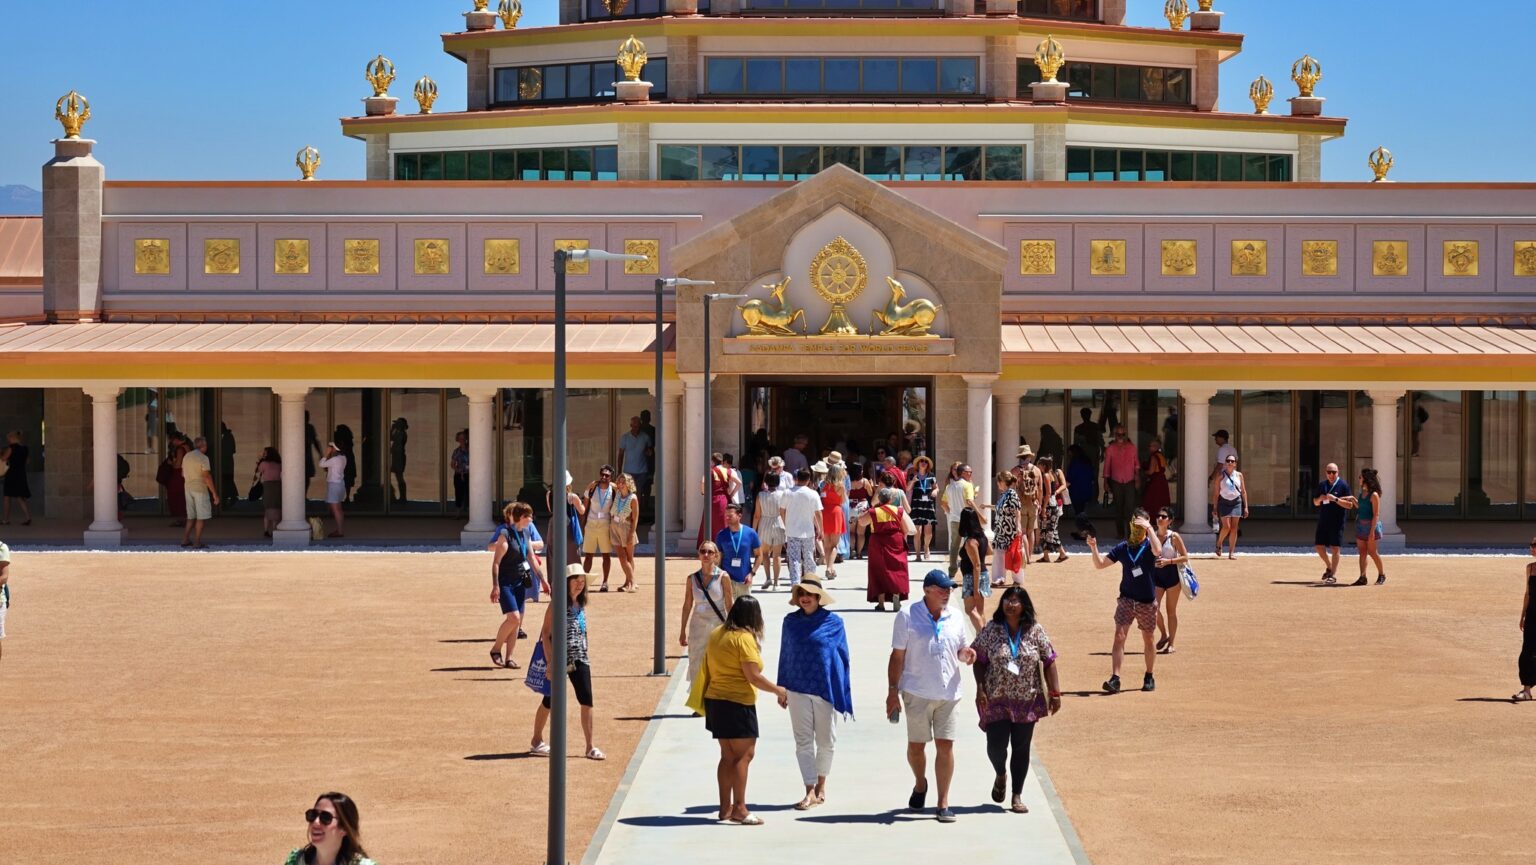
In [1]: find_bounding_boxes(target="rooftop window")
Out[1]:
[583,0,711,20]
[704,56,980,97]
[1018,60,1191,105]
[1065,147,1292,182]
[492,59,667,107]
[395,147,619,181]
[658,143,1024,181]
[1017,0,1098,21]
[743,0,943,11]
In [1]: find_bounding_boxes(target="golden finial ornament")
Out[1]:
[498,0,522,27]
[365,55,397,97]
[617,35,648,82]
[1368,146,1394,182]
[1291,55,1322,98]
[472,0,489,10]
[603,0,631,12]
[1197,0,1214,10]
[54,90,91,139]
[413,76,438,114]
[296,146,321,181]
[1249,75,1274,114]
[1033,36,1065,83]
[1164,0,1189,30]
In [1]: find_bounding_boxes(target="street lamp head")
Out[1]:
[567,248,650,263]
[660,277,716,288]
[705,292,749,301]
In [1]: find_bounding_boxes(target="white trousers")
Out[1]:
[787,692,837,786]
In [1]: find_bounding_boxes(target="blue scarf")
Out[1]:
[776,607,854,719]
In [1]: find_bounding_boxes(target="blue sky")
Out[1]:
[0,1,1529,186]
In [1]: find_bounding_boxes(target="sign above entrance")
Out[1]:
[722,336,955,357]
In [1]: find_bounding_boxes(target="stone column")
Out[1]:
[713,0,740,13]
[1368,390,1407,551]
[680,373,706,549]
[993,384,1024,482]
[273,388,313,549]
[985,36,1017,99]
[1179,388,1215,542]
[560,0,582,24]
[1195,49,1219,111]
[944,0,970,15]
[1033,122,1067,181]
[461,388,498,546]
[1100,0,1126,24]
[42,137,104,323]
[668,36,698,100]
[467,48,491,111]
[663,387,684,533]
[618,122,651,180]
[984,0,1013,13]
[82,386,124,548]
[1297,134,1323,182]
[965,376,996,504]
[667,0,700,11]
[363,134,391,180]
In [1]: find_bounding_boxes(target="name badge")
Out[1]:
[730,558,743,568]
[1005,661,1021,676]
[1131,566,1143,578]
[520,561,532,573]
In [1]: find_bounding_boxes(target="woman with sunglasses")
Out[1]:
[287,792,374,865]
[969,586,1060,814]
[1151,508,1189,654]
[610,473,640,593]
[1210,453,1247,559]
[680,542,735,690]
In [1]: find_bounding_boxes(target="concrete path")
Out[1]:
[586,560,1087,865]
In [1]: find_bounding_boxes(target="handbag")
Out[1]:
[247,479,263,501]
[1179,563,1200,600]
[524,640,552,697]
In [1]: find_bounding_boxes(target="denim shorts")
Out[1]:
[498,581,528,616]
[962,566,992,599]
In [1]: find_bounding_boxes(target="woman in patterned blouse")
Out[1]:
[970,586,1061,814]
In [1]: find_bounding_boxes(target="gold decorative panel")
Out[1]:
[203,239,240,275]
[483,239,520,275]
[414,239,450,275]
[274,239,310,275]
[1160,240,1197,276]
[1088,240,1126,276]
[1231,240,1267,276]
[1515,242,1536,277]
[555,239,589,274]
[1372,241,1408,277]
[343,239,380,275]
[134,239,171,275]
[1019,240,1056,276]
[624,239,660,275]
[1442,241,1478,277]
[1300,240,1337,276]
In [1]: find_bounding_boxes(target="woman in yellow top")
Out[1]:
[694,595,788,826]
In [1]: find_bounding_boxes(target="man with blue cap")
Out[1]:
[886,569,977,823]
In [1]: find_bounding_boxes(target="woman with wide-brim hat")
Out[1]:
[906,455,938,561]
[531,563,605,761]
[776,578,852,810]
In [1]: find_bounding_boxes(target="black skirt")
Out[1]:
[704,698,759,740]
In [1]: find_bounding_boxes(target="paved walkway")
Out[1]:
[587,561,1086,865]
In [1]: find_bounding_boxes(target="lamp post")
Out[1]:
[701,292,748,558]
[550,245,648,865]
[653,276,715,676]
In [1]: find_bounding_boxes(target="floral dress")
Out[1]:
[971,620,1057,728]
[1040,470,1065,554]
[991,488,1021,558]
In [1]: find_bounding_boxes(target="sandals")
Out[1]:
[599,585,609,593]
[490,650,504,667]
[529,742,551,757]
[991,775,1006,804]
[505,658,522,670]
[1011,798,1030,814]
[587,747,606,761]
[1512,692,1534,702]
[1375,573,1387,586]
[1322,570,1336,585]
[733,814,764,826]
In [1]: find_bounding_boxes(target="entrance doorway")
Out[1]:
[743,379,932,478]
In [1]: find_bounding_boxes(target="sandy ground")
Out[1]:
[4,550,1534,864]
[1021,551,1534,865]
[3,552,674,865]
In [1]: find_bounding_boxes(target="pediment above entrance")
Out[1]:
[672,165,1003,377]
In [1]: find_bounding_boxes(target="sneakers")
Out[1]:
[1102,675,1121,694]
[1142,673,1156,692]
[935,807,957,824]
[908,785,928,811]
[1351,575,1368,587]
[1375,573,1387,586]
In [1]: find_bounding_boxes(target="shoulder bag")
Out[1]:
[1179,563,1200,600]
[695,571,728,622]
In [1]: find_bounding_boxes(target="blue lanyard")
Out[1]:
[926,605,945,642]
[727,527,744,556]
[1006,623,1024,659]
[1128,541,1149,565]
[512,526,530,558]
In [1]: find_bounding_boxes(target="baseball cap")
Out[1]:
[922,569,956,590]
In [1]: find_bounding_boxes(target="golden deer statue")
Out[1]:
[738,276,807,336]
[872,277,940,337]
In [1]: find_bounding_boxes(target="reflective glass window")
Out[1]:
[903,145,942,180]
[541,149,567,181]
[746,59,784,93]
[419,152,443,181]
[824,58,860,92]
[1144,150,1169,182]
[707,58,744,93]
[1115,66,1140,100]
[1117,150,1143,182]
[1219,152,1243,181]
[782,145,821,179]
[785,58,822,92]
[395,153,419,181]
[1092,149,1115,181]
[984,145,1023,180]
[517,150,542,181]
[1140,67,1164,102]
[940,58,979,94]
[594,146,619,180]
[544,65,567,101]
[900,58,938,93]
[861,145,900,180]
[1195,151,1219,181]
[1092,65,1114,98]
[568,63,592,99]
[943,146,982,181]
[824,145,860,170]
[567,147,594,181]
[1408,390,1462,515]
[1165,68,1189,103]
[700,145,740,180]
[443,152,468,180]
[1169,151,1194,181]
[862,58,899,92]
[1469,391,1518,517]
[741,146,781,181]
[1243,153,1267,182]
[1236,390,1292,514]
[467,151,491,181]
[1066,147,1091,181]
[491,150,517,181]
[659,145,700,180]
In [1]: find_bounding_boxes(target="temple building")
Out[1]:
[3,0,1536,549]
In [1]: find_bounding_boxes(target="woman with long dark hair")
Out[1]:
[1151,507,1189,653]
[1036,455,1069,563]
[969,587,1060,814]
[256,447,282,537]
[285,791,374,865]
[686,595,788,825]
[1342,468,1386,586]
[531,564,604,760]
[1516,538,1535,702]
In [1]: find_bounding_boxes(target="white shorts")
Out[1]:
[582,518,614,554]
[184,490,213,520]
[325,482,346,504]
[901,692,960,743]
[0,603,8,639]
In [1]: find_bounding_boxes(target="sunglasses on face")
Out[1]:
[698,550,714,557]
[1326,470,1338,475]
[305,810,337,826]
[1157,513,1172,520]
[1226,459,1237,464]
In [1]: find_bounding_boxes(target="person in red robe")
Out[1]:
[857,488,915,612]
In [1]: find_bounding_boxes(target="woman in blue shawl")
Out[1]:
[776,578,853,810]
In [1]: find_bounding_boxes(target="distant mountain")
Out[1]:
[0,185,41,215]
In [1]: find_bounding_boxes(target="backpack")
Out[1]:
[1019,468,1039,500]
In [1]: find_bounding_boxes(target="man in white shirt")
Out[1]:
[583,465,617,590]
[767,455,794,490]
[937,464,977,578]
[318,441,347,539]
[179,435,220,549]
[779,468,823,586]
[616,416,652,501]
[782,434,810,476]
[886,570,977,824]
